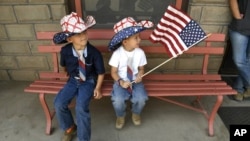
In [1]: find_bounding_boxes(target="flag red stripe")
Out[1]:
[167,8,189,26]
[152,26,185,50]
[160,16,184,33]
[167,5,191,23]
[149,5,191,57]
[151,30,184,57]
[151,23,186,56]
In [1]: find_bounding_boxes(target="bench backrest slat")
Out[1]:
[36,31,57,40]
[36,30,225,41]
[36,29,150,40]
[38,46,224,55]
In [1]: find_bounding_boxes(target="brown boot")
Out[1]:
[116,117,125,129]
[62,125,77,141]
[132,113,141,126]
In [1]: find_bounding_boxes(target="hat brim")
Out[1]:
[53,32,76,44]
[108,26,146,51]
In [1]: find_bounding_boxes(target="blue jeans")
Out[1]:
[54,77,95,141]
[111,82,148,117]
[229,30,250,93]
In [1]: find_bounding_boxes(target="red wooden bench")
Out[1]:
[24,29,237,136]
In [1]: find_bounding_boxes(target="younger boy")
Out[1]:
[53,12,105,141]
[108,17,153,129]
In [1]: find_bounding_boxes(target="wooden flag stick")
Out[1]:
[131,33,212,84]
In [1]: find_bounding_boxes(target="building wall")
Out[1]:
[0,0,231,81]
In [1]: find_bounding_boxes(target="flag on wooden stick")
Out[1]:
[131,5,210,84]
[149,5,206,58]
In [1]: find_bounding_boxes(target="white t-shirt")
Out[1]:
[109,46,147,81]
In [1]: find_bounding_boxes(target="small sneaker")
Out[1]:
[62,125,77,141]
[233,93,243,101]
[132,113,141,126]
[116,117,125,129]
[243,88,250,98]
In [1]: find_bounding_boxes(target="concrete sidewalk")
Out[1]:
[0,80,249,141]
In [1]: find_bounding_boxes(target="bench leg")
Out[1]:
[208,95,223,137]
[39,93,55,135]
[154,96,223,137]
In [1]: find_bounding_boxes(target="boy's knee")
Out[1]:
[112,98,126,107]
[54,103,63,110]
[132,97,147,105]
[54,99,67,110]
[75,103,89,113]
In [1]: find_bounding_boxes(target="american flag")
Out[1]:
[149,5,206,58]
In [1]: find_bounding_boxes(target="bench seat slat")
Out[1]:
[145,85,233,90]
[24,87,61,94]
[144,74,222,80]
[30,83,65,88]
[144,89,237,96]
[34,79,67,84]
[29,81,228,87]
[29,82,230,89]
[26,82,234,93]
[25,87,235,96]
[144,81,227,87]
[39,72,68,79]
[32,79,228,86]
[27,86,234,92]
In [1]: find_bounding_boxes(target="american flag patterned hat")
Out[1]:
[108,17,154,51]
[53,12,96,44]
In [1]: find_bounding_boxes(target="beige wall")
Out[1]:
[0,0,231,81]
